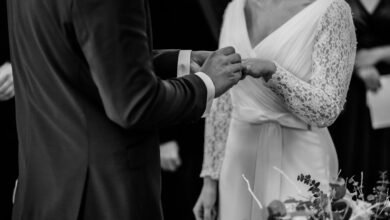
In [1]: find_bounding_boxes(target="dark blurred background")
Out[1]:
[1,0,18,219]
[329,0,390,194]
[149,1,218,220]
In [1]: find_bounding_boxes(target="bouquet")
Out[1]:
[244,169,390,220]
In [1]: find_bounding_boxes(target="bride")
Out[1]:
[193,0,356,220]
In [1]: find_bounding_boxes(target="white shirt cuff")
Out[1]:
[194,72,215,118]
[177,50,192,77]
[177,50,214,117]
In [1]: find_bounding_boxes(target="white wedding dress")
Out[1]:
[200,0,357,219]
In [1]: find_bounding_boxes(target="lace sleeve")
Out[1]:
[265,0,357,128]
[200,92,232,179]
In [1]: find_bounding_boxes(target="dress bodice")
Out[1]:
[219,0,356,128]
[201,0,357,179]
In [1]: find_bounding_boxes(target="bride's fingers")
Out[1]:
[204,208,212,220]
[173,156,182,168]
[226,53,241,64]
[242,64,259,78]
[193,201,204,220]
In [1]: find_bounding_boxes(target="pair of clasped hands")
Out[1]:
[191,47,276,97]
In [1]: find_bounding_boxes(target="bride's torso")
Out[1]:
[220,0,336,128]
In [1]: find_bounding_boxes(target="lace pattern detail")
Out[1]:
[266,0,357,128]
[200,92,232,179]
[200,0,357,179]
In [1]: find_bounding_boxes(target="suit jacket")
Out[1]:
[8,0,208,219]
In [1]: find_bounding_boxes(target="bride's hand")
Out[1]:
[193,177,218,220]
[242,58,276,81]
[356,66,382,92]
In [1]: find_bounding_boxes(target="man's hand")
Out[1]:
[201,47,243,97]
[242,58,277,82]
[160,141,182,172]
[355,49,380,68]
[0,62,14,101]
[193,177,218,220]
[357,66,382,92]
[191,51,212,74]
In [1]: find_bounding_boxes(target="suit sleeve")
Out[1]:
[152,50,180,143]
[72,0,207,129]
[152,50,180,79]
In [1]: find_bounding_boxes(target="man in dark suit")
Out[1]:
[0,1,18,219]
[7,0,245,219]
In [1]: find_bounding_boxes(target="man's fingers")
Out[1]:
[372,80,381,89]
[226,53,241,64]
[163,157,181,172]
[232,71,243,83]
[166,159,176,171]
[6,85,15,99]
[227,63,243,74]
[0,71,11,88]
[174,156,182,168]
[161,159,174,172]
[6,84,14,96]
[0,84,15,101]
[366,79,381,92]
[0,65,13,89]
[0,76,13,95]
[367,76,382,91]
[190,62,201,74]
[218,46,235,56]
[199,51,212,61]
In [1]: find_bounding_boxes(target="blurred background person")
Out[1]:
[1,1,18,219]
[329,0,390,192]
[149,0,229,219]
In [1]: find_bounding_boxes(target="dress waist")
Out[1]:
[232,106,312,130]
